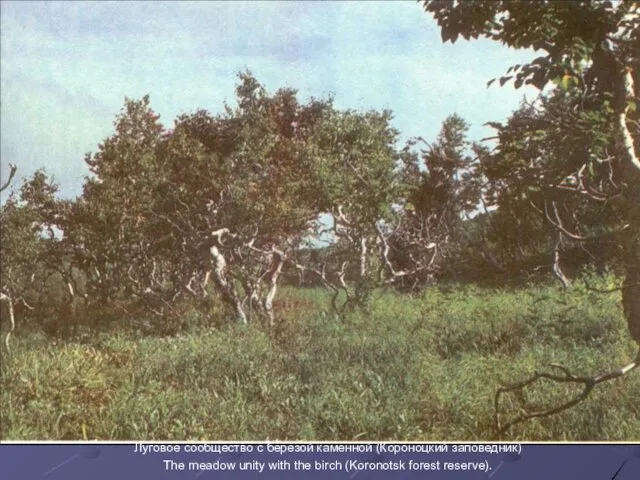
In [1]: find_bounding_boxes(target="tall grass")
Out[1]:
[1,281,639,441]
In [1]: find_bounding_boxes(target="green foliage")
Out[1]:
[0,171,72,321]
[310,108,402,216]
[407,114,481,221]
[2,283,638,441]
[474,87,627,275]
[423,1,639,91]
[3,2,638,443]
[423,0,640,288]
[395,114,483,283]
[52,73,343,323]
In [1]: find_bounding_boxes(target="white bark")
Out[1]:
[1,292,15,354]
[337,261,349,291]
[185,273,198,297]
[548,203,571,289]
[201,270,211,298]
[552,233,570,289]
[359,237,367,278]
[210,244,247,325]
[617,67,639,173]
[375,221,436,283]
[292,260,345,314]
[615,64,640,345]
[262,248,285,328]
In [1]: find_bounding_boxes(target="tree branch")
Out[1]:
[616,66,640,174]
[494,349,640,438]
[0,164,17,193]
[542,200,629,241]
[290,259,347,315]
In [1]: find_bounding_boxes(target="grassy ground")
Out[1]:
[1,281,639,441]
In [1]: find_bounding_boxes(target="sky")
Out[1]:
[1,1,540,200]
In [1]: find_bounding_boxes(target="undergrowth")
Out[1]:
[1,279,639,441]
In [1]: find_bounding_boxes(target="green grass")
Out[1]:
[2,282,639,441]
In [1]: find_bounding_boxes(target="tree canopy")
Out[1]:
[423,0,640,435]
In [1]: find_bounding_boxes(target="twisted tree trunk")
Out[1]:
[262,249,284,328]
[209,244,247,325]
[616,63,640,347]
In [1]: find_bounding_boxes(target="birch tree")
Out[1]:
[423,0,639,435]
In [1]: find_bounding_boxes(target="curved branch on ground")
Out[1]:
[494,349,640,438]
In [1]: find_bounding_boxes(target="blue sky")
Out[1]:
[1,1,539,199]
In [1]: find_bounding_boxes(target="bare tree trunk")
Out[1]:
[359,237,367,278]
[552,232,570,289]
[262,249,284,328]
[0,292,16,354]
[616,64,640,346]
[607,56,640,346]
[209,245,247,325]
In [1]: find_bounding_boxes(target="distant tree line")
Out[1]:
[2,1,638,348]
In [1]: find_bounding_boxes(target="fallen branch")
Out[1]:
[494,348,640,438]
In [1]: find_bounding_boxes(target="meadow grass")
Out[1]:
[1,281,639,441]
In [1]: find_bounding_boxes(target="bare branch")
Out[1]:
[375,221,437,284]
[542,200,629,241]
[336,260,349,291]
[0,164,17,193]
[211,228,232,244]
[342,155,372,190]
[551,184,609,202]
[494,349,640,438]
[185,272,199,297]
[15,296,34,311]
[290,259,346,315]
